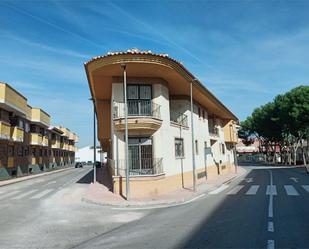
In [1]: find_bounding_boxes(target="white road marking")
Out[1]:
[209,184,229,195]
[244,178,253,183]
[11,190,38,200]
[266,185,277,196]
[268,171,274,218]
[289,177,298,183]
[246,185,259,195]
[227,185,244,195]
[43,181,57,186]
[284,185,299,196]
[268,221,274,232]
[267,240,275,249]
[302,185,309,193]
[0,190,21,199]
[30,189,54,199]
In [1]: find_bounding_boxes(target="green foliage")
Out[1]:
[241,85,309,146]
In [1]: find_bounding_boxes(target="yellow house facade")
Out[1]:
[0,82,78,180]
[84,49,239,198]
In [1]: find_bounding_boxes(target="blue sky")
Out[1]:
[1,1,308,147]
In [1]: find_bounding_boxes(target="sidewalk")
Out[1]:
[0,166,74,187]
[83,166,247,208]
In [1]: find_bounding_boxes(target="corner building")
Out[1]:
[85,49,239,198]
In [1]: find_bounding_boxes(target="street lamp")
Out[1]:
[89,98,96,184]
[121,64,130,200]
[190,79,197,192]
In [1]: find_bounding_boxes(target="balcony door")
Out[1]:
[128,137,153,175]
[127,85,152,116]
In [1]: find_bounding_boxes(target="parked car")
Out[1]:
[81,161,86,165]
[75,162,83,168]
[95,161,102,168]
[87,161,92,165]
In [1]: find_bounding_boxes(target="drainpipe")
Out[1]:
[190,80,196,192]
[121,64,130,200]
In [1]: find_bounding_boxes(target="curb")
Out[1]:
[0,166,74,187]
[82,166,248,209]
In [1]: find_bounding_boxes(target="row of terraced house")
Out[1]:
[0,82,78,180]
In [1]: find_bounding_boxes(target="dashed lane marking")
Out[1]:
[209,184,229,195]
[30,189,54,199]
[284,185,299,196]
[266,185,277,196]
[0,190,21,199]
[227,185,244,195]
[11,189,38,200]
[245,185,260,195]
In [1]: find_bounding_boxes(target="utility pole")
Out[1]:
[121,64,130,200]
[190,80,196,192]
[90,98,97,184]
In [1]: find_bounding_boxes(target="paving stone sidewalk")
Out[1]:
[83,165,247,208]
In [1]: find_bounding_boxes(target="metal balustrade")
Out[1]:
[113,100,161,119]
[108,157,163,176]
[170,112,188,127]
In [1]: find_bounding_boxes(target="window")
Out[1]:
[8,146,14,156]
[175,138,184,158]
[32,148,36,156]
[39,149,43,157]
[202,109,205,120]
[221,144,225,155]
[198,107,201,118]
[18,146,23,156]
[195,140,199,155]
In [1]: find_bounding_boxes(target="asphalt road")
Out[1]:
[1,164,309,249]
[74,165,309,249]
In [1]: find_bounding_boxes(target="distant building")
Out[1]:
[0,82,78,180]
[236,139,260,154]
[75,145,105,163]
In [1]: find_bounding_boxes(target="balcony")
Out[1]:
[209,126,219,140]
[30,133,43,145]
[52,140,60,149]
[0,83,27,115]
[11,126,24,142]
[31,108,50,127]
[170,112,188,127]
[224,120,238,143]
[113,100,162,132]
[42,136,49,147]
[0,121,11,140]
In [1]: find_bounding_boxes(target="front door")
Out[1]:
[128,137,152,175]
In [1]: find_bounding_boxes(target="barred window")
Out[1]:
[175,138,184,158]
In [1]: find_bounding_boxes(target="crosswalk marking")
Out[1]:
[266,185,277,196]
[227,185,244,195]
[209,184,229,195]
[30,189,54,199]
[246,185,260,195]
[11,190,38,200]
[284,185,299,196]
[302,185,309,193]
[0,190,21,199]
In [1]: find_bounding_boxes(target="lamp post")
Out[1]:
[121,64,130,200]
[89,98,96,184]
[190,79,197,192]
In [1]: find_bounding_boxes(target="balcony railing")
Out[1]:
[113,100,161,119]
[209,126,219,137]
[30,133,43,145]
[0,121,11,140]
[11,126,24,142]
[170,112,188,127]
[110,157,163,176]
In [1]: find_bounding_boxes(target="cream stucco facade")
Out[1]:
[84,49,238,198]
